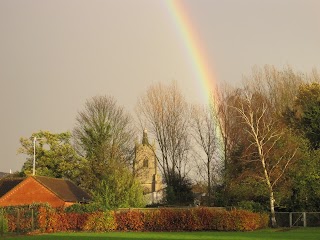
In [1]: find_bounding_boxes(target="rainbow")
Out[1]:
[164,0,225,161]
[164,0,219,104]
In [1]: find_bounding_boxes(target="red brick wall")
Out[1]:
[0,177,65,207]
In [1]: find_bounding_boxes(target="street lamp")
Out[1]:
[33,137,43,176]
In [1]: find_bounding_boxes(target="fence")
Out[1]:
[275,212,320,227]
[0,207,37,235]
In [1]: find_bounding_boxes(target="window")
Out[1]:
[143,158,149,167]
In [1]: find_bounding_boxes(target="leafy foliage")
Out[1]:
[286,82,320,150]
[83,211,117,232]
[93,161,146,209]
[165,172,194,205]
[4,206,268,233]
[64,203,107,213]
[72,95,137,197]
[18,131,85,183]
[0,209,8,235]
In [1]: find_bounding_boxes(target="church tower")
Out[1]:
[134,129,162,203]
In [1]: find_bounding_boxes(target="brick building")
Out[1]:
[0,176,91,208]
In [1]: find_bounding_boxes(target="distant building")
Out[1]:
[0,176,91,208]
[0,172,8,179]
[134,130,163,204]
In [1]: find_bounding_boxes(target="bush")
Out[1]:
[116,210,144,231]
[83,211,117,232]
[65,203,107,213]
[0,210,8,235]
[237,201,266,213]
[3,206,268,233]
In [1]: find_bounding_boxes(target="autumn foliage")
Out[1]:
[2,205,268,233]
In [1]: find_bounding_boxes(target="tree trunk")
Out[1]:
[260,153,277,228]
[207,160,211,206]
[269,190,277,228]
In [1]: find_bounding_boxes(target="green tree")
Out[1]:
[18,131,85,183]
[73,95,135,191]
[93,160,145,209]
[286,82,320,150]
[288,148,320,211]
[165,171,194,205]
[282,81,320,211]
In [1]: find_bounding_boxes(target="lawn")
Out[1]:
[3,228,320,240]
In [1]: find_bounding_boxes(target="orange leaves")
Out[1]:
[4,206,268,233]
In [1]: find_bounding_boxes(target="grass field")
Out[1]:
[3,228,320,240]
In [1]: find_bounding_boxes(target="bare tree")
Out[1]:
[136,81,192,203]
[191,104,220,205]
[233,88,298,227]
[214,84,247,205]
[244,65,305,115]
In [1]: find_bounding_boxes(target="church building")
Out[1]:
[134,129,162,204]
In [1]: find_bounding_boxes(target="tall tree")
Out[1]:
[222,66,307,207]
[216,85,246,205]
[191,104,220,205]
[18,131,85,184]
[73,95,135,190]
[286,82,320,150]
[136,81,192,204]
[232,88,299,227]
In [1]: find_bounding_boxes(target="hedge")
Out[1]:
[1,205,269,233]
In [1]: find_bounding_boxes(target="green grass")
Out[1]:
[3,228,320,240]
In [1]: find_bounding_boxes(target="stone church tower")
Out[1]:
[134,129,162,203]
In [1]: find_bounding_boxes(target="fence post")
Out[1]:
[289,212,292,227]
[31,209,34,232]
[303,212,306,227]
[1,208,3,237]
[16,208,20,233]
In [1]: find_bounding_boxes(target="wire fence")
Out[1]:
[275,212,320,227]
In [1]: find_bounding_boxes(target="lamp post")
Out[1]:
[33,137,43,176]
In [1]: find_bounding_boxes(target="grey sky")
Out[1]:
[0,0,319,172]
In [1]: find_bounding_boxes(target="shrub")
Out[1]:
[65,203,107,213]
[0,209,8,235]
[3,205,268,233]
[143,209,163,231]
[4,207,35,232]
[116,210,144,231]
[83,211,117,232]
[237,201,266,213]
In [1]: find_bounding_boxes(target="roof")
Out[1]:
[0,178,24,197]
[33,176,92,202]
[0,172,9,178]
[0,176,91,203]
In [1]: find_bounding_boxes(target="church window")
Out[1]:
[143,158,149,167]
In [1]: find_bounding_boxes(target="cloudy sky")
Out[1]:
[1,0,319,172]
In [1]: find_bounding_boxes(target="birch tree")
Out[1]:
[233,89,298,227]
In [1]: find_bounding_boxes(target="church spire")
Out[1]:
[142,129,149,145]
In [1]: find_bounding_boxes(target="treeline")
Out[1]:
[16,65,320,227]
